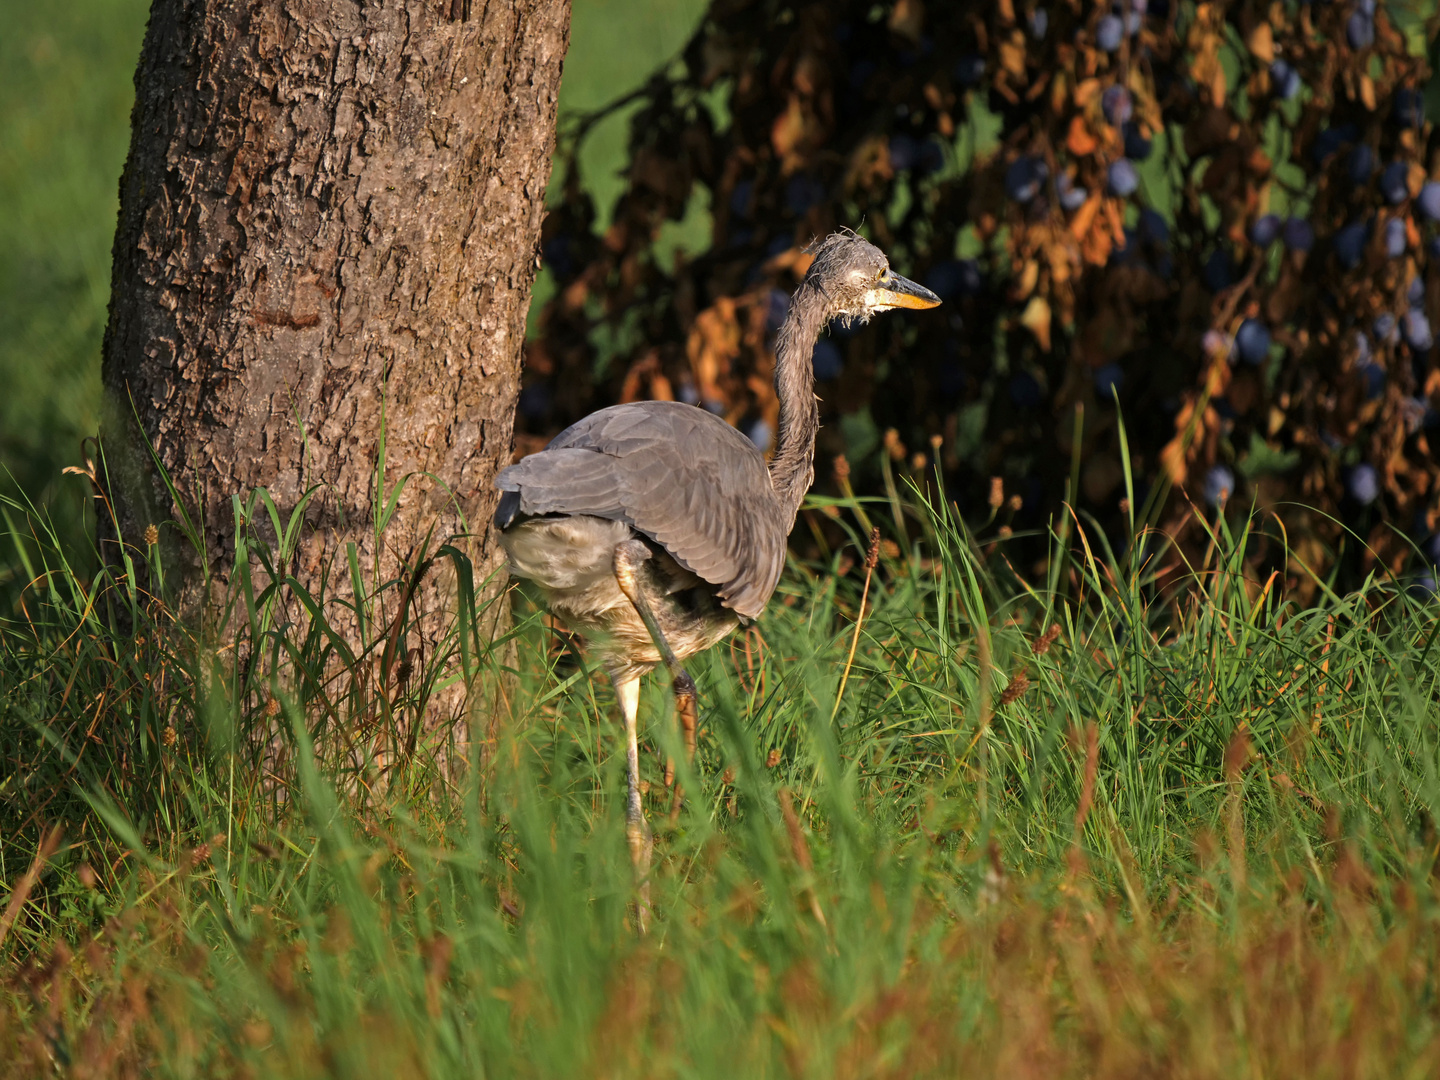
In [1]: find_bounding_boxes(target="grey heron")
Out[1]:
[494,231,940,922]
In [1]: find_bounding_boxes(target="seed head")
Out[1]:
[1034,623,1063,656]
[989,476,1005,509]
[866,527,882,570]
[144,523,159,546]
[998,671,1030,706]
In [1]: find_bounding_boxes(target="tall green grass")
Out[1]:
[4,452,1440,1076]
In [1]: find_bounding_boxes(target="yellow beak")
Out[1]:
[874,272,942,310]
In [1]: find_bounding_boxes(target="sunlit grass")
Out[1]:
[3,461,1440,1076]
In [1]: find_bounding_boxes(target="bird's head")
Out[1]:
[803,230,941,326]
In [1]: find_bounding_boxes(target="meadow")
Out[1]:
[5,2,1440,1076]
[3,454,1440,1076]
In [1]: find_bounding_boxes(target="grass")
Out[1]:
[5,6,1440,1072]
[4,449,1440,1076]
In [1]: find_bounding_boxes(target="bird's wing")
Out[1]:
[495,401,787,618]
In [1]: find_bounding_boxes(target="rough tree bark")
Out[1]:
[100,0,569,753]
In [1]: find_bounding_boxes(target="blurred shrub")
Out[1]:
[524,0,1440,592]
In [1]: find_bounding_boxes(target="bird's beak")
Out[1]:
[874,273,942,310]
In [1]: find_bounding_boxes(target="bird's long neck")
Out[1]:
[768,281,826,524]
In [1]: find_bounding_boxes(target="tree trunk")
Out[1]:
[100,0,568,758]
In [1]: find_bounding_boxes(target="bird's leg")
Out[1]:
[668,671,698,821]
[612,673,652,934]
[613,540,700,821]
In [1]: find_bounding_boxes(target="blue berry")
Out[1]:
[1335,221,1370,268]
[1375,313,1399,344]
[1313,124,1359,164]
[1029,8,1049,38]
[1249,213,1284,244]
[1005,156,1048,202]
[1386,218,1408,258]
[1236,318,1271,365]
[1058,172,1089,211]
[1419,181,1440,222]
[1403,309,1433,351]
[1381,161,1410,204]
[1108,159,1139,196]
[1405,396,1440,431]
[889,134,918,172]
[1395,88,1425,130]
[1251,214,1282,246]
[1122,123,1152,161]
[1203,329,1233,359]
[1283,217,1316,252]
[1347,12,1374,49]
[1360,361,1385,400]
[1424,532,1440,564]
[1097,14,1124,52]
[917,138,945,175]
[1410,277,1426,306]
[1347,464,1379,505]
[1102,86,1133,126]
[1139,209,1170,246]
[1204,465,1236,508]
[1111,227,1140,266]
[954,55,986,86]
[1204,250,1235,291]
[1270,60,1301,100]
[1347,144,1374,184]
[729,179,754,218]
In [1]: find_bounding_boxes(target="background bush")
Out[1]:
[526,0,1440,596]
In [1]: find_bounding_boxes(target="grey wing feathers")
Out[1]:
[494,401,787,618]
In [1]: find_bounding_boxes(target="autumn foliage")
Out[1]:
[523,0,1438,591]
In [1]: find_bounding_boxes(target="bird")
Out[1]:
[493,231,941,925]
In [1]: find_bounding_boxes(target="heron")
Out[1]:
[493,231,940,922]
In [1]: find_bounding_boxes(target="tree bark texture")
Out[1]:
[100,0,569,739]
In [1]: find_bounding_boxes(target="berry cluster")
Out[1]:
[526,0,1440,591]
